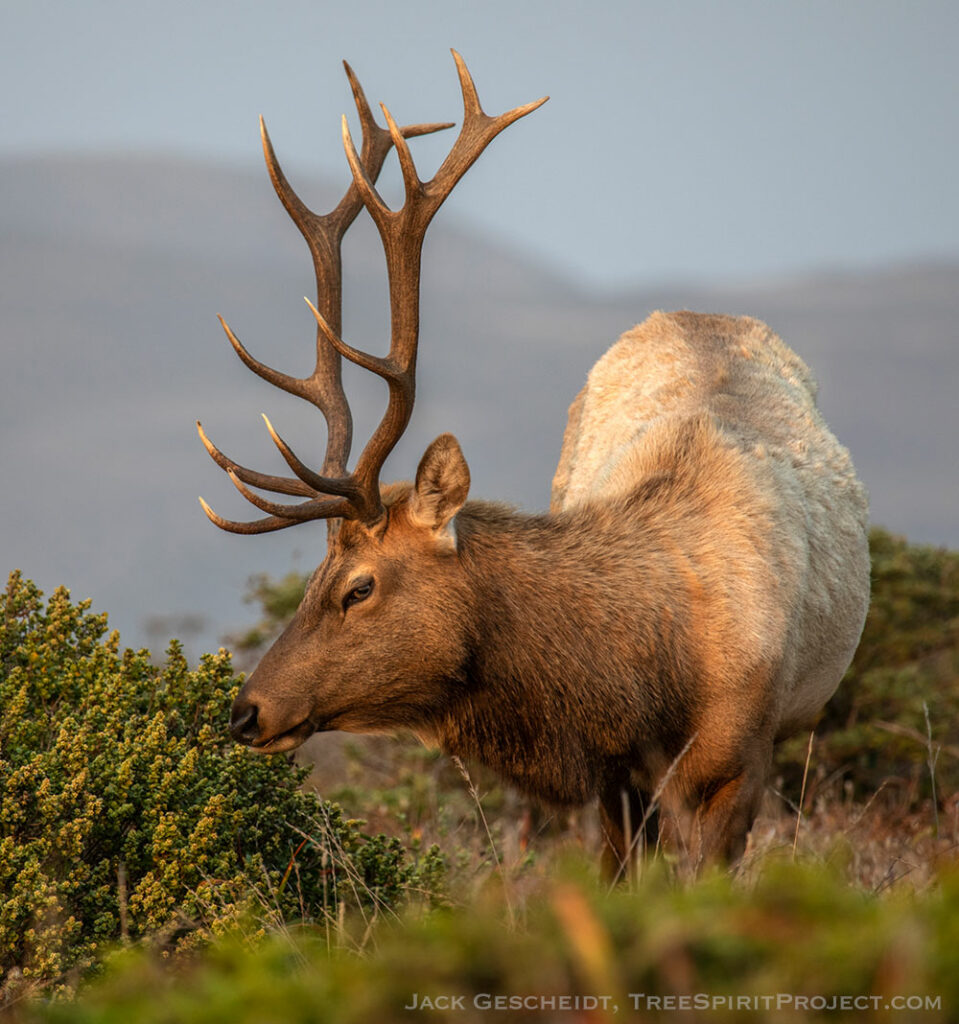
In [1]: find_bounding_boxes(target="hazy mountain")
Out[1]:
[2,155,956,656]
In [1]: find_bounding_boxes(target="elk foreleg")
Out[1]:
[598,782,657,883]
[689,761,768,869]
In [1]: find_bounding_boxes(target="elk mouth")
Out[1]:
[250,714,335,754]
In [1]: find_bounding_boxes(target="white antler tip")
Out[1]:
[304,296,326,323]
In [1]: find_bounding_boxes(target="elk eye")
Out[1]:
[344,579,374,609]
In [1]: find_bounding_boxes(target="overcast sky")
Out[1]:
[3,0,957,288]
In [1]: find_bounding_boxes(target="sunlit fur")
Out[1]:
[232,311,870,873]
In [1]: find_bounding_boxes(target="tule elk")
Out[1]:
[197,52,870,875]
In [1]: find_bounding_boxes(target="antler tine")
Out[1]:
[260,414,361,500]
[304,298,397,381]
[218,315,313,403]
[198,410,363,500]
[198,497,316,536]
[381,103,423,207]
[197,421,315,498]
[224,470,355,522]
[450,48,483,119]
[340,115,390,227]
[259,117,319,243]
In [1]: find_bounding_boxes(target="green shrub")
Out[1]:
[0,572,444,996]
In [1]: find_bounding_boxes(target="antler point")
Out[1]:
[261,412,280,441]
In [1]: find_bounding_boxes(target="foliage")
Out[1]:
[13,858,959,1023]
[0,572,444,998]
[777,528,959,805]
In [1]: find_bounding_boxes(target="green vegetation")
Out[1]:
[12,861,959,1023]
[0,572,442,1000]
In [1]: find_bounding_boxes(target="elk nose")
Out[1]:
[230,700,260,745]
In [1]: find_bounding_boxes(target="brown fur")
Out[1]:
[231,312,871,874]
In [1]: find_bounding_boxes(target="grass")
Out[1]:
[301,729,957,898]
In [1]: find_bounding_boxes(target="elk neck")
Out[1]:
[431,496,700,806]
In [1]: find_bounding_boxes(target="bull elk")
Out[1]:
[197,52,870,873]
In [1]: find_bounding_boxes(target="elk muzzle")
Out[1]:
[229,689,318,753]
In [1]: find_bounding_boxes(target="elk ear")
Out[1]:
[410,433,470,533]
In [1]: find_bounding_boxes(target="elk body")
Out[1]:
[198,53,870,873]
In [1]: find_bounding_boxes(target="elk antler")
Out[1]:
[198,51,547,534]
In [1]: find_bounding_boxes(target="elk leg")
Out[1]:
[691,763,767,868]
[599,783,656,882]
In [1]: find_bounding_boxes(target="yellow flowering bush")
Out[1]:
[0,572,443,993]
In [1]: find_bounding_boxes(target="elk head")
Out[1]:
[197,52,546,753]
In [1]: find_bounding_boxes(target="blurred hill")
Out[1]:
[1,154,957,653]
